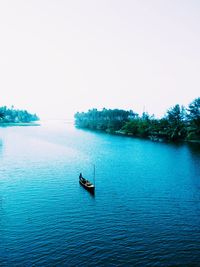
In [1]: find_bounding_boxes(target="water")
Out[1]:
[0,121,200,266]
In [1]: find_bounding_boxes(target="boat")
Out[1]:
[79,166,95,194]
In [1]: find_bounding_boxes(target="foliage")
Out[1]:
[186,97,200,139]
[0,106,39,123]
[75,108,138,132]
[164,104,187,141]
[74,97,200,142]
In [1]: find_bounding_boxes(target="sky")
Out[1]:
[0,0,200,119]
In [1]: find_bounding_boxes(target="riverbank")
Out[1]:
[76,126,200,144]
[74,103,200,143]
[117,130,200,144]
[0,122,40,127]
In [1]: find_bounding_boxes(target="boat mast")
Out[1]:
[93,164,96,186]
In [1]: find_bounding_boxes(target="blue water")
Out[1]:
[0,121,200,266]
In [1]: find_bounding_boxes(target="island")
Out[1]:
[0,106,39,126]
[74,97,200,143]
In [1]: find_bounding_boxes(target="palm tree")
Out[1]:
[0,111,4,120]
[165,104,186,141]
[186,97,200,139]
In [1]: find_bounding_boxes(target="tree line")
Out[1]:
[74,97,200,142]
[0,106,39,123]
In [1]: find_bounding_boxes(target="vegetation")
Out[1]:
[74,97,200,142]
[0,106,39,124]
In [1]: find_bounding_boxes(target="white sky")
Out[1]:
[0,0,200,119]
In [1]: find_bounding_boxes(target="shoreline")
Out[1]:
[76,126,200,144]
[0,122,40,127]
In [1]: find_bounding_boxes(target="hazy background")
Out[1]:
[0,0,199,119]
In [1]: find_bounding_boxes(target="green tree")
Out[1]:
[122,119,139,135]
[0,111,4,120]
[0,106,39,123]
[165,104,186,141]
[186,97,200,140]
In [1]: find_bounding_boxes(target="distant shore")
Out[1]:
[0,122,40,127]
[0,106,40,126]
[76,125,200,144]
[74,101,200,144]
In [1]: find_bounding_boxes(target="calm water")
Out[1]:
[0,121,200,266]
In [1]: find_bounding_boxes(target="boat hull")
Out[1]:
[79,179,95,194]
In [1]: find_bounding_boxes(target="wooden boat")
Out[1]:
[79,166,95,194]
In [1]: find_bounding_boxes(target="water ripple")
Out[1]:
[0,124,200,266]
